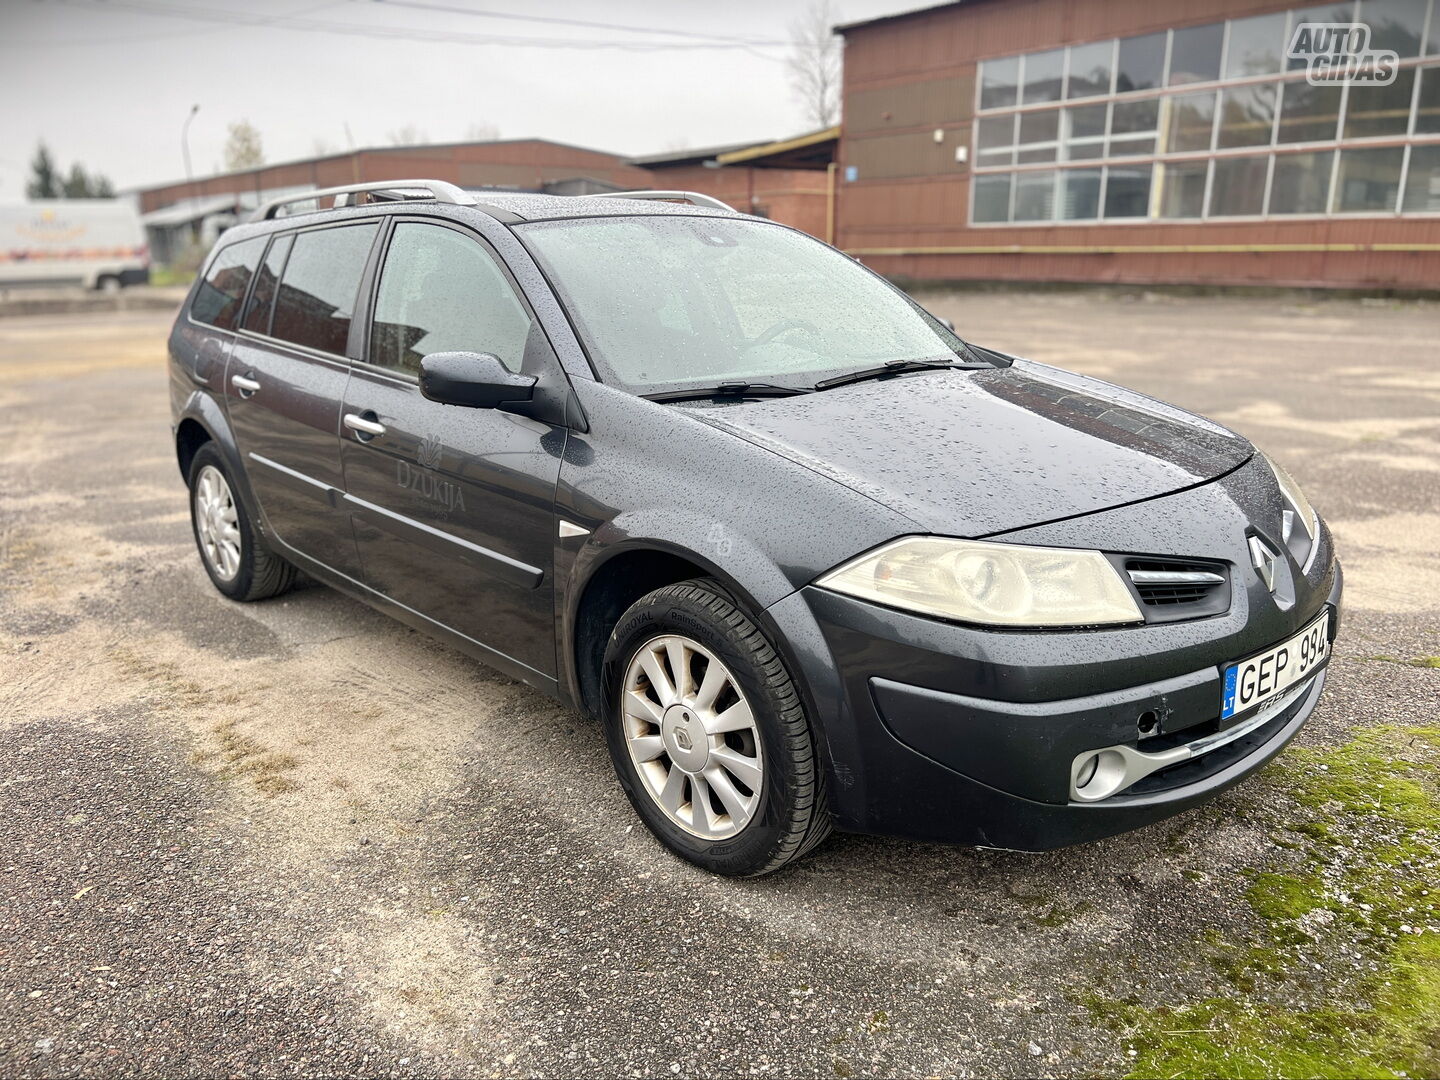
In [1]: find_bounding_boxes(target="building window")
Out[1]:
[1402,144,1440,209]
[1060,168,1104,218]
[1116,32,1167,93]
[971,0,1440,224]
[1335,146,1406,210]
[1210,154,1271,215]
[1022,49,1065,104]
[1066,40,1114,98]
[1104,165,1153,217]
[1168,23,1225,85]
[1158,160,1210,217]
[1270,150,1335,212]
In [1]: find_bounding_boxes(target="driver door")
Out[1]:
[339,218,566,684]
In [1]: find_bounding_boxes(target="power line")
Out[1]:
[33,0,793,52]
[365,0,789,46]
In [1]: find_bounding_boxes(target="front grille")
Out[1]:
[1124,558,1230,621]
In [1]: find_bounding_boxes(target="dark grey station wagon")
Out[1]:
[169,180,1342,875]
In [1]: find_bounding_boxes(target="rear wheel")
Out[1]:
[602,579,830,876]
[95,274,121,294]
[187,443,295,602]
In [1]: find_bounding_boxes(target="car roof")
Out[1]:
[207,189,752,254]
[468,192,747,223]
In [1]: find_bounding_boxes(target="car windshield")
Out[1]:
[518,215,981,395]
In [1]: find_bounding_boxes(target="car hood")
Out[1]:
[687,360,1253,537]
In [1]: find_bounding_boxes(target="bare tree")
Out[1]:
[787,0,842,129]
[223,121,265,171]
[387,123,429,146]
[464,121,501,142]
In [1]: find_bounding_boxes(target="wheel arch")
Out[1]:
[567,542,764,722]
[173,392,265,535]
[562,528,843,805]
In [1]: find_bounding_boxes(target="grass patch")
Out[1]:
[1086,726,1440,1079]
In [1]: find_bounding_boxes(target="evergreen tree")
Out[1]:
[26,143,61,199]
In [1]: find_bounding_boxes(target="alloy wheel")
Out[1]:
[194,464,241,582]
[621,634,765,839]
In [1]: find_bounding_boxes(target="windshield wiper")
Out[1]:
[642,382,812,403]
[812,358,961,392]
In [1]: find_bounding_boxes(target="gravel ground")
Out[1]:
[1,295,1436,1078]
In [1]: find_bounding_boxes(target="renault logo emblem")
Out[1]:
[674,726,693,751]
[1249,536,1279,592]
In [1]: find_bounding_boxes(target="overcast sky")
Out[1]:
[0,0,912,202]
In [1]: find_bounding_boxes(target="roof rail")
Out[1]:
[249,179,477,221]
[586,190,736,212]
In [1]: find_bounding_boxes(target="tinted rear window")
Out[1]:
[191,236,266,330]
[241,233,292,335]
[271,223,379,355]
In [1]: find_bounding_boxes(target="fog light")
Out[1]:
[1071,748,1131,802]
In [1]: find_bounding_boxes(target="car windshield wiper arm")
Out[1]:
[812,358,962,392]
[642,382,812,403]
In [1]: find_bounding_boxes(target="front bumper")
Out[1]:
[767,546,1341,852]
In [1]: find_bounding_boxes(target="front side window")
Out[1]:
[192,236,266,330]
[369,223,533,376]
[519,216,972,395]
[270,223,379,356]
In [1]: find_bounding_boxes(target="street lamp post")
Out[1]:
[181,103,200,247]
[181,103,200,201]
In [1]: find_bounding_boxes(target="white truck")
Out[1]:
[0,200,150,291]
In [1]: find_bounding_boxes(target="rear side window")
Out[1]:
[191,236,266,330]
[369,222,533,376]
[241,233,292,335]
[271,223,379,355]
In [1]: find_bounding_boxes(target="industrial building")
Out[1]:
[836,0,1440,290]
[134,133,837,265]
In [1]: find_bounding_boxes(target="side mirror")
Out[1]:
[419,351,537,409]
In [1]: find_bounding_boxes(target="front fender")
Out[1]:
[557,514,857,820]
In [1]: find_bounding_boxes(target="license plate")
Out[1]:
[1221,611,1330,721]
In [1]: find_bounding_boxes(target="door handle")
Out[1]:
[231,373,261,395]
[344,412,386,439]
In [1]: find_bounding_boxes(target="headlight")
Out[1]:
[816,537,1144,627]
[1262,451,1316,544]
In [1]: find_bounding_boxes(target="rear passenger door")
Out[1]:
[226,222,380,580]
[339,219,566,683]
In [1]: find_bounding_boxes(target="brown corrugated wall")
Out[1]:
[837,0,1440,289]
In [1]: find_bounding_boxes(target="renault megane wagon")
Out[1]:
[168,180,1342,876]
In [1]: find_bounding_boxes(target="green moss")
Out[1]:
[1084,725,1440,1079]
[1247,872,1327,921]
[1357,654,1440,669]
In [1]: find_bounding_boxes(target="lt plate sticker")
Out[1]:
[1221,611,1330,721]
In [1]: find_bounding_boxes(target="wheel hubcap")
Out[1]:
[622,634,764,840]
[194,465,241,582]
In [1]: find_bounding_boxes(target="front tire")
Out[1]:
[187,443,295,602]
[602,579,831,876]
